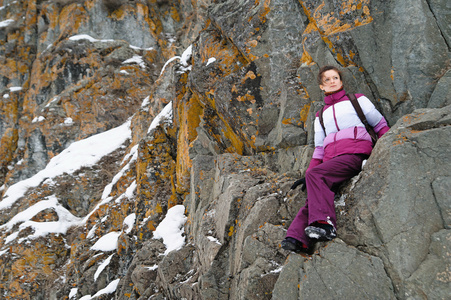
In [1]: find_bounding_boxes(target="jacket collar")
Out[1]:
[324,89,347,105]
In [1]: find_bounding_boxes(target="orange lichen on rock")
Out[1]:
[0,128,18,167]
[237,93,256,103]
[4,236,69,299]
[311,0,373,36]
[258,0,271,23]
[299,0,373,66]
[58,4,89,40]
[242,70,257,83]
[198,22,249,77]
[300,36,314,66]
[300,103,311,124]
[175,93,203,194]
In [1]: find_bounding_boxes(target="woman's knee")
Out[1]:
[306,165,326,180]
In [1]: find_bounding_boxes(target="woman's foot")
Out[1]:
[281,237,310,254]
[305,221,337,241]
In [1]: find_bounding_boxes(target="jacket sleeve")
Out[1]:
[307,115,325,171]
[357,95,390,137]
[373,117,390,137]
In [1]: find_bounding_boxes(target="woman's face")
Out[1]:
[320,70,343,93]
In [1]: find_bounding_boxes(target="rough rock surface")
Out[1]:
[0,0,449,299]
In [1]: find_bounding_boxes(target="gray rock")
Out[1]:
[404,229,451,299]
[428,69,451,108]
[298,239,395,300]
[432,176,451,228]
[338,105,451,296]
[1,0,451,299]
[428,0,451,47]
[272,254,305,300]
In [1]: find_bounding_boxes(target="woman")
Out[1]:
[281,65,390,253]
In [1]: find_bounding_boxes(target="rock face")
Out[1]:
[0,0,450,299]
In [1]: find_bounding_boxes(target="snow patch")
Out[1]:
[90,231,121,252]
[64,117,73,125]
[123,213,136,234]
[69,288,78,299]
[146,264,158,271]
[206,57,216,66]
[147,101,173,133]
[79,278,120,300]
[0,120,131,210]
[123,55,146,69]
[69,34,114,43]
[0,195,82,241]
[32,116,45,123]
[94,254,114,281]
[159,45,192,75]
[0,19,15,28]
[9,86,22,92]
[207,236,221,245]
[153,205,187,255]
[141,96,150,108]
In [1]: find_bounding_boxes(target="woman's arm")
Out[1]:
[307,116,326,171]
[356,95,390,137]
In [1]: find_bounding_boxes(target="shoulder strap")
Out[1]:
[347,94,378,144]
[318,106,326,135]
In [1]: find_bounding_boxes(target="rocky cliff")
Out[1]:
[0,0,450,299]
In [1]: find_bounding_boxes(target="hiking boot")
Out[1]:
[281,237,310,254]
[305,222,337,241]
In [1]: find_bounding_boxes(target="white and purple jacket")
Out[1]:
[308,89,389,171]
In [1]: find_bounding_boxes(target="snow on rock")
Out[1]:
[0,120,131,210]
[79,278,120,300]
[123,213,136,234]
[206,57,216,66]
[0,19,14,28]
[94,254,115,281]
[153,205,187,255]
[148,101,173,133]
[122,55,146,68]
[0,195,82,242]
[90,231,122,252]
[159,45,192,76]
[69,34,114,43]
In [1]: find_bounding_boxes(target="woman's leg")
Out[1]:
[306,154,365,228]
[284,154,365,247]
[286,200,311,246]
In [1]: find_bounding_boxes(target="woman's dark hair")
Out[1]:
[317,65,343,85]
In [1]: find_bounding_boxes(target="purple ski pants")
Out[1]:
[286,154,366,246]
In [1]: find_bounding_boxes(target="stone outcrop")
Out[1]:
[0,0,450,299]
